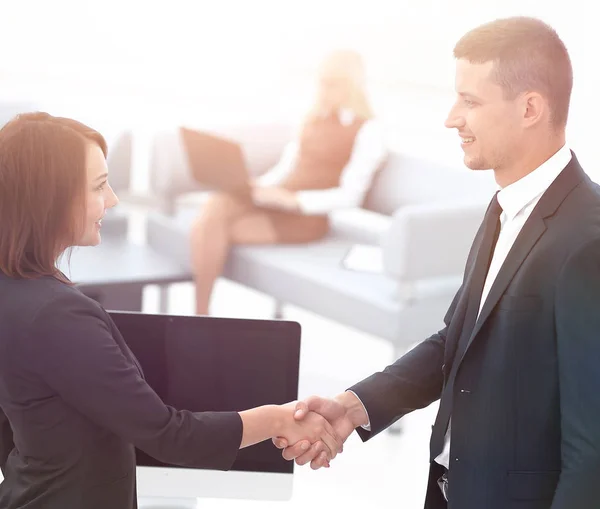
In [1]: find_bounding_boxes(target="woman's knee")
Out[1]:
[201,192,248,220]
[190,192,247,243]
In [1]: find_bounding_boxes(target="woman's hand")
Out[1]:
[251,186,300,212]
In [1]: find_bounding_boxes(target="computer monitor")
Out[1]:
[108,311,301,509]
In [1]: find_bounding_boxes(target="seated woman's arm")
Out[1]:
[294,120,387,215]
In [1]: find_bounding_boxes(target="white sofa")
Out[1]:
[144,123,497,356]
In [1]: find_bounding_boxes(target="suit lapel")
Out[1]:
[456,152,587,364]
[464,214,546,354]
[443,217,488,366]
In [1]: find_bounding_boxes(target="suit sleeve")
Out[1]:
[24,292,243,470]
[0,409,14,475]
[551,238,600,508]
[349,283,463,440]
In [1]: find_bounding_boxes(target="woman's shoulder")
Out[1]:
[38,280,106,323]
[353,116,387,151]
[356,115,383,131]
[0,275,110,361]
[0,274,105,325]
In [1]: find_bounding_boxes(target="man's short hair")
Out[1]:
[454,17,573,128]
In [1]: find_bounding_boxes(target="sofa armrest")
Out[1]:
[381,200,488,282]
[328,208,392,245]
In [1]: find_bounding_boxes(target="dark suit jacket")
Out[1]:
[350,154,600,509]
[0,275,243,509]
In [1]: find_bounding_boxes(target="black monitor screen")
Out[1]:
[109,311,301,474]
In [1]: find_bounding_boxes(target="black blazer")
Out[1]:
[351,154,600,509]
[0,276,243,509]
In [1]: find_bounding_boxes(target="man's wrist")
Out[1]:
[335,391,369,428]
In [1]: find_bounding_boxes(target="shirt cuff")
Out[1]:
[346,390,371,431]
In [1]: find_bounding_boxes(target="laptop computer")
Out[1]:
[180,126,252,196]
[108,311,301,502]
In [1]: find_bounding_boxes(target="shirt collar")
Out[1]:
[497,145,572,221]
[339,108,355,126]
[320,108,355,126]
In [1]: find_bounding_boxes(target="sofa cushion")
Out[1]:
[364,152,497,215]
[328,208,392,245]
[146,209,460,341]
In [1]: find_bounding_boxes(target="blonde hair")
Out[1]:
[307,49,374,121]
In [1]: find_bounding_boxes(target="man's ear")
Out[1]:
[521,92,547,128]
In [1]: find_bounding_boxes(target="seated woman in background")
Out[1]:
[0,113,341,509]
[190,49,388,315]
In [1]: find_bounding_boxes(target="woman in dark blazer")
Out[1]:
[0,112,341,509]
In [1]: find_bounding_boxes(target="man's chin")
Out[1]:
[463,155,492,171]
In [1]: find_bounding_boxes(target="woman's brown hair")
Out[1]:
[0,112,107,283]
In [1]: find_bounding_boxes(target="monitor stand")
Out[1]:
[136,466,294,504]
[138,497,199,509]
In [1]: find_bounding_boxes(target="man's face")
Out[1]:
[445,59,524,172]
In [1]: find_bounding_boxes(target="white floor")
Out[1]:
[141,279,441,508]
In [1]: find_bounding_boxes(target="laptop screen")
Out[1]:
[108,311,301,474]
[179,127,250,193]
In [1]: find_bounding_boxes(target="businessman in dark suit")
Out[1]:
[275,16,600,509]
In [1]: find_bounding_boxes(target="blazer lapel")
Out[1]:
[457,152,587,363]
[465,214,546,352]
[443,211,490,366]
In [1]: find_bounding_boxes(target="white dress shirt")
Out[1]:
[434,144,572,469]
[256,109,388,215]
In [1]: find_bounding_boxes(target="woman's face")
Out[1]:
[77,142,119,247]
[317,72,350,112]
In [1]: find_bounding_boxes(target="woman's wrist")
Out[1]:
[238,404,288,448]
[268,404,290,438]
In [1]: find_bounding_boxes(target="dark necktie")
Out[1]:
[461,191,503,339]
[431,192,503,455]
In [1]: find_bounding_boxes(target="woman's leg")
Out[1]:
[190,193,279,315]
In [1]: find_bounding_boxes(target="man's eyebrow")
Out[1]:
[458,92,482,101]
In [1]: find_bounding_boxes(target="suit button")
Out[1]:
[455,457,459,462]
[459,389,471,393]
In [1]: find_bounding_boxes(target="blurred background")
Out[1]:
[1,0,597,188]
[1,1,597,506]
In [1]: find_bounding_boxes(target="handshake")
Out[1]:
[272,391,369,470]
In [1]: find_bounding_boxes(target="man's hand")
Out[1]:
[272,392,369,470]
[251,186,300,212]
[275,402,343,462]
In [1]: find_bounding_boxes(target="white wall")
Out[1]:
[0,0,597,180]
